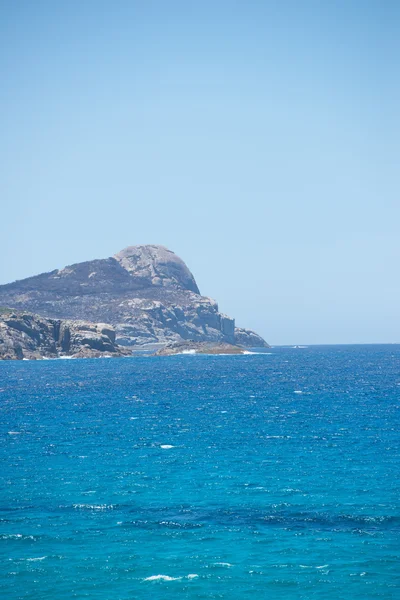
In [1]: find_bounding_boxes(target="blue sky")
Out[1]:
[1,0,399,344]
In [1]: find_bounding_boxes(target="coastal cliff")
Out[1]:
[0,245,268,349]
[0,309,130,360]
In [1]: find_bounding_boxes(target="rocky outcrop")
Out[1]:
[234,327,267,347]
[114,245,200,294]
[0,245,269,348]
[155,341,247,356]
[0,309,131,360]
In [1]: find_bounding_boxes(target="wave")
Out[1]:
[123,506,400,532]
[144,574,198,582]
[0,533,36,540]
[299,564,329,569]
[72,504,116,511]
[5,503,397,533]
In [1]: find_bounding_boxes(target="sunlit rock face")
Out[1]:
[114,245,200,294]
[0,245,268,348]
[0,309,130,360]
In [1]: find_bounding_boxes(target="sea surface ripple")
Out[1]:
[0,345,399,599]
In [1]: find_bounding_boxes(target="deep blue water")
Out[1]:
[0,345,399,599]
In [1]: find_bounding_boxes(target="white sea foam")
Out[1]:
[294,390,303,394]
[213,562,233,567]
[26,556,46,562]
[160,444,174,449]
[8,431,21,435]
[242,351,271,355]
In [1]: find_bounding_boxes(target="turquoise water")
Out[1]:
[0,346,399,599]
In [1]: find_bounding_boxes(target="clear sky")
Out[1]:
[1,0,399,345]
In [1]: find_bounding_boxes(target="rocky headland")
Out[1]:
[0,245,269,355]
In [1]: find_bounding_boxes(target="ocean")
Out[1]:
[0,345,399,599]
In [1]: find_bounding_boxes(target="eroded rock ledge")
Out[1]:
[0,309,131,360]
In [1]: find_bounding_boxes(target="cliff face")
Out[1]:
[0,245,268,348]
[0,309,130,360]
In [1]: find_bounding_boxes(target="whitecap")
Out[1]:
[294,390,303,394]
[8,431,21,435]
[72,504,115,510]
[160,445,174,449]
[1,534,34,540]
[26,556,46,562]
[144,575,182,581]
[187,574,199,579]
[213,562,232,567]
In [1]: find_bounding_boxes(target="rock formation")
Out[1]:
[0,245,268,348]
[0,309,131,360]
[155,341,247,355]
